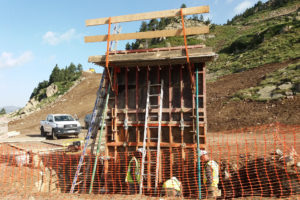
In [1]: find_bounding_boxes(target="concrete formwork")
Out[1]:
[89,45,216,185]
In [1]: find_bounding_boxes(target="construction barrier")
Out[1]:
[0,123,299,199]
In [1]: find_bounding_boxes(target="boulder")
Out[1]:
[278,82,292,90]
[258,85,276,99]
[22,98,39,114]
[46,83,58,97]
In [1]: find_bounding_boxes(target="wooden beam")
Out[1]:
[89,47,214,64]
[107,107,204,114]
[86,6,209,26]
[85,26,209,43]
[106,142,206,149]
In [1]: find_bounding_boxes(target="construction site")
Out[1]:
[1,4,300,200]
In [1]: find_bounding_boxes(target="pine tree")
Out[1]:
[125,42,131,50]
[49,64,61,83]
[0,108,6,115]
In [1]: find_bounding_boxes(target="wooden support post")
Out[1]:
[146,67,151,191]
[168,65,173,178]
[180,65,185,160]
[125,67,129,153]
[203,63,207,146]
[157,66,162,184]
[135,66,139,150]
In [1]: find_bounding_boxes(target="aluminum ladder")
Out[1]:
[139,80,164,195]
[70,70,108,193]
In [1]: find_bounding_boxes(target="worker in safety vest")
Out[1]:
[125,148,143,194]
[199,150,221,198]
[162,177,182,197]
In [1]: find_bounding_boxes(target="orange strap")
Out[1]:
[105,17,115,93]
[180,9,195,90]
[180,9,190,64]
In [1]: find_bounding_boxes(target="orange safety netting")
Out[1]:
[0,123,299,199]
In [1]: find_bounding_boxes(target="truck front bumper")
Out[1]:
[53,127,81,135]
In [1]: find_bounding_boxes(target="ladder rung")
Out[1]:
[142,173,156,176]
[148,126,158,128]
[149,105,159,108]
[150,84,161,87]
[75,181,83,186]
[146,137,158,140]
[191,116,204,118]
[149,94,160,97]
[144,161,156,164]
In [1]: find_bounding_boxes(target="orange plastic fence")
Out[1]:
[0,123,299,199]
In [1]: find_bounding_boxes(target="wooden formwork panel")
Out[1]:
[105,63,206,156]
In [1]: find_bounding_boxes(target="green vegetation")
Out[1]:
[30,63,83,101]
[205,0,300,79]
[233,61,300,101]
[227,0,297,25]
[0,108,6,115]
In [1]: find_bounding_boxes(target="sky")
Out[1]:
[0,0,267,107]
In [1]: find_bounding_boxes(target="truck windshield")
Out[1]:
[54,115,74,121]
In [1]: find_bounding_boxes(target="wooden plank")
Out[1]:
[107,108,204,113]
[89,46,213,63]
[86,6,209,26]
[85,26,209,43]
[107,141,206,149]
[93,57,215,67]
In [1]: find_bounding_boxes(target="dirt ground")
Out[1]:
[207,59,300,132]
[0,124,299,200]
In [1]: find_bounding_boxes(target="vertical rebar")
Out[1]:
[196,66,201,199]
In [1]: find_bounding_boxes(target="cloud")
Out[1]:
[43,28,77,46]
[226,0,234,3]
[0,51,34,69]
[234,0,253,14]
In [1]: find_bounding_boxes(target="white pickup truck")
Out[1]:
[40,114,81,139]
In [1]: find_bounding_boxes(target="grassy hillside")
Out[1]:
[206,1,300,80]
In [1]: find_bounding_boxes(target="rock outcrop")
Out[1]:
[46,83,58,98]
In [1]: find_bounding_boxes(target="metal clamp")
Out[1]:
[180,119,185,131]
[124,119,128,130]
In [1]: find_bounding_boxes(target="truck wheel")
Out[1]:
[40,127,46,137]
[52,130,58,140]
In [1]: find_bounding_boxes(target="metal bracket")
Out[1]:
[124,119,128,130]
[180,119,185,131]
